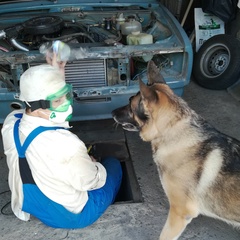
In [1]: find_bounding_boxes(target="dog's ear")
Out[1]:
[147,60,166,85]
[139,78,158,102]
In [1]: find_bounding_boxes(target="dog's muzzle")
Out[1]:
[121,122,140,132]
[112,106,140,132]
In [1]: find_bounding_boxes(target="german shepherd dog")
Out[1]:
[112,60,240,240]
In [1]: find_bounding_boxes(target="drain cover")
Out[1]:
[86,140,143,203]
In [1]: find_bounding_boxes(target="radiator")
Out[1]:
[65,59,106,89]
[31,59,107,90]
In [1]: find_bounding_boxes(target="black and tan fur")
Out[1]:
[112,60,240,240]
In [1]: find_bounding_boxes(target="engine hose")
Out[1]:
[42,32,95,43]
[10,38,29,51]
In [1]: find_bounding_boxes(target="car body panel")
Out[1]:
[0,0,193,123]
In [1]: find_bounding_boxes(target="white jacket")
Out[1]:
[1,109,107,221]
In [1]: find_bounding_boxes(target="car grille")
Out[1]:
[65,59,107,89]
[31,59,107,89]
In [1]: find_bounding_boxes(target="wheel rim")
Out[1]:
[201,44,230,78]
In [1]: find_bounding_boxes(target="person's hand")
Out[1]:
[46,51,66,76]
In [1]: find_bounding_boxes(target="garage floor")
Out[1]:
[0,79,240,240]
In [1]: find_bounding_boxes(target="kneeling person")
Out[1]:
[1,63,122,228]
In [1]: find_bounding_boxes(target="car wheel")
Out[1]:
[193,34,240,90]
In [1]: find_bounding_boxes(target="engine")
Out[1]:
[0,14,150,52]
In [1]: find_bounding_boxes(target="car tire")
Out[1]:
[193,34,240,90]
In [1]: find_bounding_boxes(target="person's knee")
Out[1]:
[102,157,122,171]
[102,157,122,185]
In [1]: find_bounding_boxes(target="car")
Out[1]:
[0,0,193,123]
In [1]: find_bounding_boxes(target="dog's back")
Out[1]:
[193,124,240,224]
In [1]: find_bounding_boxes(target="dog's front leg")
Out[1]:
[159,202,198,240]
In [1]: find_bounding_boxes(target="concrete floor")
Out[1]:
[0,78,240,240]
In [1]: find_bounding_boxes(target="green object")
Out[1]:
[46,84,73,112]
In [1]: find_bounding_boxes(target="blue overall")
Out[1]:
[13,114,122,228]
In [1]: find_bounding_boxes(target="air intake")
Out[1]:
[30,59,107,90]
[65,59,106,89]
